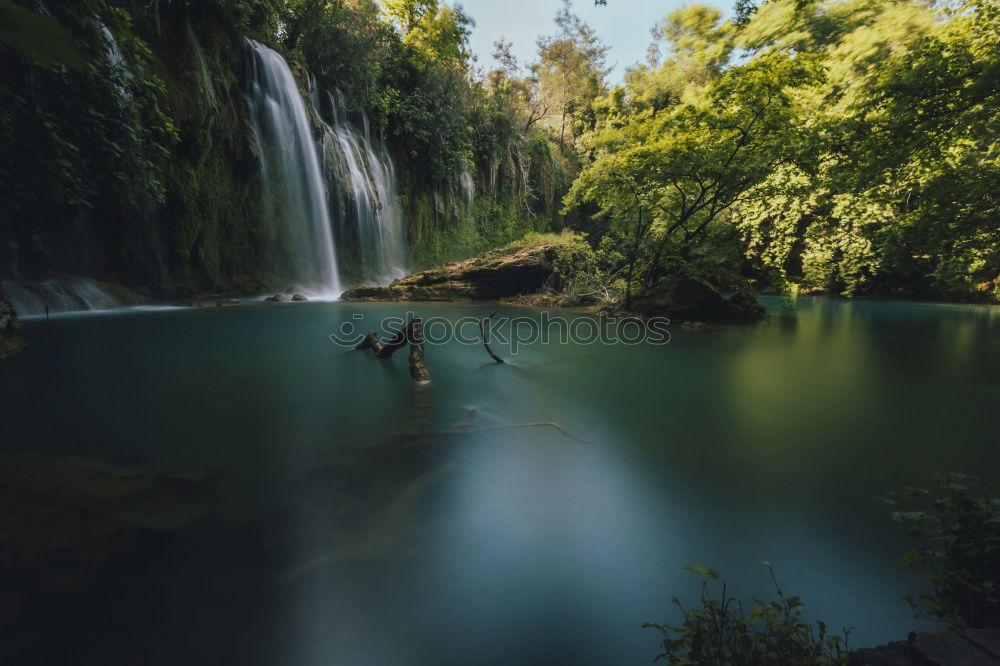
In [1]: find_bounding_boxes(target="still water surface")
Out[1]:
[2,297,998,665]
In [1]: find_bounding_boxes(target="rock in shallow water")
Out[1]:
[341,244,559,301]
[630,277,766,324]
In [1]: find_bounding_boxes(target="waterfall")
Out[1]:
[245,39,341,297]
[315,86,409,286]
[460,163,476,205]
[100,25,123,68]
[1,277,124,316]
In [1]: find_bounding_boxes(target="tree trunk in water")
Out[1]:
[408,318,431,385]
[354,331,383,354]
[376,325,409,359]
[355,323,409,359]
[355,318,431,385]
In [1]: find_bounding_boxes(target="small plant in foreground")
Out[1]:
[644,562,850,666]
[883,473,1000,628]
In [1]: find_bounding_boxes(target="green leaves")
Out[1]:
[646,564,851,665]
[884,473,1000,628]
[684,563,720,580]
[727,0,1000,300]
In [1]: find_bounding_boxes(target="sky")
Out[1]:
[459,0,695,84]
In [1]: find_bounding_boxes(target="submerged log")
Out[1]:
[355,317,431,385]
[408,317,431,385]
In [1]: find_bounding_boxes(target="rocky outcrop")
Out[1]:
[341,244,559,302]
[0,287,24,358]
[849,629,1000,665]
[629,277,766,324]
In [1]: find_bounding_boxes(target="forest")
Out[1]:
[2,0,997,308]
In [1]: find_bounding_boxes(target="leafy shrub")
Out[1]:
[644,563,850,666]
[883,473,1000,628]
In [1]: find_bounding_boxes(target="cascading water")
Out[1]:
[314,86,409,286]
[245,39,341,297]
[1,277,124,316]
[460,164,476,205]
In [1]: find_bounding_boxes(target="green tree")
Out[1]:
[533,0,609,148]
[567,51,818,305]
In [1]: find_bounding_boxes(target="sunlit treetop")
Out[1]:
[381,0,474,62]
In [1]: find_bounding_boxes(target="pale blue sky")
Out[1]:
[459,0,701,83]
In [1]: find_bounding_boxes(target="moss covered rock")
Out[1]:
[342,244,560,301]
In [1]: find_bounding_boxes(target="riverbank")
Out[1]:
[341,240,767,324]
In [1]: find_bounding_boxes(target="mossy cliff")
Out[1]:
[0,3,273,298]
[0,2,572,302]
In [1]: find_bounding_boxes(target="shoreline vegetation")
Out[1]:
[341,233,769,324]
[1,0,998,317]
[645,474,1000,666]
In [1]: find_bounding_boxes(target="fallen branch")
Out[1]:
[355,322,410,359]
[354,331,383,354]
[377,324,410,359]
[479,311,505,364]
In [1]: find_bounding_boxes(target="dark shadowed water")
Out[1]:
[1,297,998,665]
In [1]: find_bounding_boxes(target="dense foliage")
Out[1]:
[884,473,1000,629]
[0,0,588,292]
[1,0,996,303]
[567,0,1000,304]
[644,563,850,665]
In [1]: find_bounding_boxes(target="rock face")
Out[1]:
[341,244,559,301]
[630,277,766,323]
[0,287,23,358]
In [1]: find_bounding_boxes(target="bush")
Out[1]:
[883,473,1000,628]
[644,563,850,666]
[503,229,585,249]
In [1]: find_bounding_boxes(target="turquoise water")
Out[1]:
[2,297,998,664]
